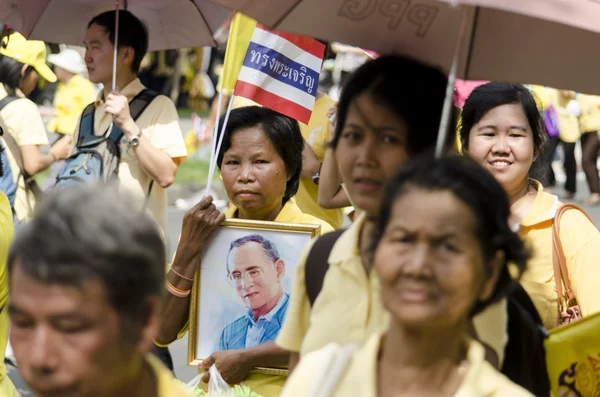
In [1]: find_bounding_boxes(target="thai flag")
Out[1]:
[234,25,326,124]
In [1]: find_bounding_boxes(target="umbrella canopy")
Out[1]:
[205,0,600,95]
[0,0,231,50]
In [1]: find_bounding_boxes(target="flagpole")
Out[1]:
[206,95,235,194]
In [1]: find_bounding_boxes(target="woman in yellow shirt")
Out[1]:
[578,94,600,205]
[155,106,333,397]
[283,156,532,397]
[461,82,600,329]
[0,191,18,396]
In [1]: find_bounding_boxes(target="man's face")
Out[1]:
[8,264,142,397]
[228,242,283,311]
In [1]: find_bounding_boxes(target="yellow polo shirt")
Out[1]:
[146,354,192,397]
[277,213,508,365]
[0,85,49,222]
[519,181,600,330]
[295,95,344,229]
[68,78,187,235]
[578,94,600,133]
[529,86,580,143]
[168,200,333,397]
[47,74,97,135]
[0,192,18,397]
[282,334,533,397]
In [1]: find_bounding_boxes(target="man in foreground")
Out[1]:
[6,186,190,397]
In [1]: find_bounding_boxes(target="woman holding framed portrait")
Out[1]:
[155,106,334,397]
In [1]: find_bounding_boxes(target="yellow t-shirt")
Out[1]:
[281,334,533,397]
[529,86,580,142]
[0,86,49,222]
[166,200,333,397]
[276,213,508,364]
[146,354,193,397]
[578,94,600,133]
[68,78,188,236]
[47,74,97,135]
[519,181,600,330]
[0,192,18,397]
[295,95,344,229]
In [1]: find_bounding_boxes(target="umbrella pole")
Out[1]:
[435,6,471,158]
[112,0,121,91]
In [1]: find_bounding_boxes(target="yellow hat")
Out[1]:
[0,32,56,83]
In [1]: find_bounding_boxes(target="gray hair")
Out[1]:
[226,234,280,275]
[8,185,165,328]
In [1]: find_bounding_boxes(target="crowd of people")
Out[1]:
[0,7,599,397]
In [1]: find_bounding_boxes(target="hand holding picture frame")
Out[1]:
[188,218,321,375]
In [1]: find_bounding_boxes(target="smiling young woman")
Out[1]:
[461,82,600,330]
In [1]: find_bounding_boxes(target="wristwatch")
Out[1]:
[312,164,322,185]
[128,131,141,148]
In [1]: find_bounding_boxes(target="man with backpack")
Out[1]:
[59,10,187,237]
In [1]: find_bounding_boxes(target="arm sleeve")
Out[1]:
[275,238,317,353]
[145,96,188,164]
[11,100,48,146]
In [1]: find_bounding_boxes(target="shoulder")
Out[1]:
[299,213,335,234]
[222,316,249,336]
[478,360,534,396]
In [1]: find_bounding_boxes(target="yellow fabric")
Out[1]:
[529,86,581,142]
[146,354,192,397]
[519,181,600,330]
[545,311,600,396]
[0,85,49,222]
[578,93,600,133]
[67,78,187,236]
[0,32,56,83]
[282,334,533,397]
[218,13,258,92]
[276,212,508,365]
[0,193,18,397]
[47,74,96,135]
[295,95,344,229]
[169,200,332,397]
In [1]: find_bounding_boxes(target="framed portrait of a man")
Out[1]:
[187,218,321,374]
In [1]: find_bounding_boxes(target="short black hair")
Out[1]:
[460,82,546,155]
[8,186,165,332]
[216,106,304,204]
[0,54,30,96]
[88,10,149,73]
[372,155,528,315]
[331,54,453,155]
[226,234,280,275]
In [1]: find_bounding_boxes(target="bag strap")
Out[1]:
[552,203,593,311]
[0,96,43,200]
[305,229,346,306]
[77,102,96,142]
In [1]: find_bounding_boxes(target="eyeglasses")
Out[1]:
[228,268,264,284]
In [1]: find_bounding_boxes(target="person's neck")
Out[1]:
[251,290,284,321]
[378,321,467,395]
[102,73,136,97]
[506,178,532,206]
[238,201,284,222]
[62,73,74,85]
[358,215,376,273]
[111,356,158,397]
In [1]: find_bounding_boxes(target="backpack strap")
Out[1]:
[305,229,346,306]
[107,89,159,142]
[0,95,18,112]
[78,102,96,141]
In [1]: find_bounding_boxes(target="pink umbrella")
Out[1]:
[204,0,600,96]
[0,0,231,51]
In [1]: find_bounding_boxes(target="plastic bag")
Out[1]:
[183,365,236,397]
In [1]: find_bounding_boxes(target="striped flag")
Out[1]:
[234,25,325,124]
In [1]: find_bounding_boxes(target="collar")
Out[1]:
[96,78,145,105]
[245,293,289,325]
[225,200,305,223]
[520,179,560,227]
[328,212,366,264]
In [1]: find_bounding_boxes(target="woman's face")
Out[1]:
[375,188,499,330]
[221,127,289,218]
[335,94,409,217]
[464,104,536,194]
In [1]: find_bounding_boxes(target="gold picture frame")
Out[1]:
[188,218,321,375]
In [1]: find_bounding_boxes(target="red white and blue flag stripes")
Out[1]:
[234,25,326,124]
